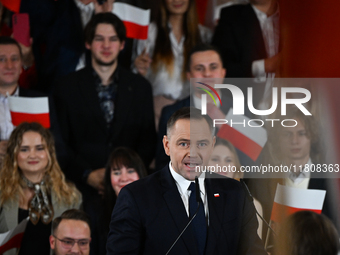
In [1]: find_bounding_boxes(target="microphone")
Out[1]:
[165,177,202,255]
[240,179,276,236]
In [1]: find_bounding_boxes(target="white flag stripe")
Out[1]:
[8,97,49,114]
[0,218,28,245]
[274,184,326,210]
[225,109,267,147]
[113,3,150,26]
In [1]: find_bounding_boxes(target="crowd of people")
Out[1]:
[0,0,338,254]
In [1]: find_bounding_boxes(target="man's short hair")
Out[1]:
[166,107,214,137]
[0,36,23,58]
[84,13,126,44]
[52,209,91,235]
[186,43,224,72]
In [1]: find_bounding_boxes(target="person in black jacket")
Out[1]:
[54,13,156,204]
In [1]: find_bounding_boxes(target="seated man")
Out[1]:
[50,209,91,255]
[107,107,266,255]
[0,36,65,168]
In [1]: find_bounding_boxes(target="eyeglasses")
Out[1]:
[53,235,91,250]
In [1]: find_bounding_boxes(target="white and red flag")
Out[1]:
[271,184,326,223]
[217,109,267,161]
[8,96,50,128]
[1,0,21,13]
[0,218,28,254]
[113,2,150,40]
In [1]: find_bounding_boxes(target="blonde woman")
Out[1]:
[209,137,263,238]
[0,122,81,255]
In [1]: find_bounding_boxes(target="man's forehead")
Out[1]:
[0,44,21,55]
[282,119,307,133]
[191,50,222,66]
[95,23,117,36]
[57,219,90,235]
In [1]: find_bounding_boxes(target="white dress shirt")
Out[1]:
[168,162,209,219]
[0,87,19,140]
[251,4,280,82]
[284,158,312,189]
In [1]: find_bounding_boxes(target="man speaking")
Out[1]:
[107,107,266,255]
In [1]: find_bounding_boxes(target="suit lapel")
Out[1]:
[204,179,226,254]
[77,68,108,134]
[161,167,198,255]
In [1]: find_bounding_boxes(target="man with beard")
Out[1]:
[54,13,156,203]
[50,209,91,255]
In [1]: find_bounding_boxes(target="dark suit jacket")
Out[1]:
[107,166,266,255]
[53,66,156,188]
[212,4,267,78]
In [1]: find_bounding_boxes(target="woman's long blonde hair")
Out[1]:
[0,122,80,206]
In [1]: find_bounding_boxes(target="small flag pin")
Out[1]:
[214,193,220,197]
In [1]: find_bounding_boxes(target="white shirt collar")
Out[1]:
[0,86,19,100]
[288,158,312,183]
[251,4,280,20]
[169,161,206,196]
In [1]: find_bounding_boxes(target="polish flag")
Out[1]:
[8,96,50,128]
[217,109,267,161]
[113,2,150,40]
[0,218,28,253]
[271,184,326,223]
[1,0,21,13]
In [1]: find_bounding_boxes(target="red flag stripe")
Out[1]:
[0,233,24,253]
[271,202,322,223]
[123,21,148,40]
[10,112,50,128]
[1,0,21,13]
[217,124,262,161]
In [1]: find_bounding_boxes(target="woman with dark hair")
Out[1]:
[88,147,147,255]
[0,122,81,255]
[133,0,211,127]
[276,211,339,255]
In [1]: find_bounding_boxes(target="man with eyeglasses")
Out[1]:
[50,209,91,255]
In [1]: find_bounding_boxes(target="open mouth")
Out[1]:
[184,162,202,170]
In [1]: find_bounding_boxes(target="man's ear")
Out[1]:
[163,135,170,156]
[85,42,91,50]
[49,235,56,249]
[212,136,216,148]
[222,68,226,77]
[120,40,125,51]
[186,72,191,81]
